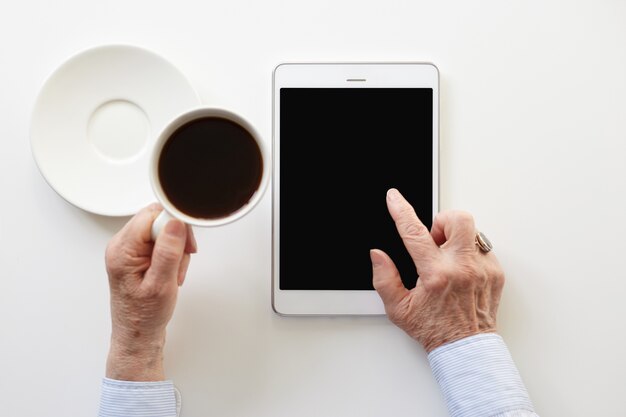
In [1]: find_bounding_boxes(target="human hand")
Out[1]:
[104,203,197,381]
[371,188,504,352]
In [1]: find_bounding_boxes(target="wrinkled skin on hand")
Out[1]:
[104,203,196,381]
[372,189,504,352]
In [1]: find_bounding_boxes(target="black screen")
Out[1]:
[279,88,434,290]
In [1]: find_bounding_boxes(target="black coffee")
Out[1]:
[158,116,263,219]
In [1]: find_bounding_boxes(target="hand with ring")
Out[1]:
[371,188,505,352]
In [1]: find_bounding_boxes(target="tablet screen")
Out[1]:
[279,88,434,290]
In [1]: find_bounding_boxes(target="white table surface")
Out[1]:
[1,1,625,416]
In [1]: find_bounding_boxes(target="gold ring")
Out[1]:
[475,231,493,253]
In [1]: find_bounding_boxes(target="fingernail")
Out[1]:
[165,219,186,238]
[387,188,400,201]
[370,249,384,268]
[188,227,198,253]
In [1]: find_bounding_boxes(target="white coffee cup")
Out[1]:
[150,107,270,240]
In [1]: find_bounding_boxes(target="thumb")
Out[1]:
[371,249,409,308]
[147,219,187,286]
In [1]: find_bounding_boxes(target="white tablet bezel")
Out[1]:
[272,62,439,316]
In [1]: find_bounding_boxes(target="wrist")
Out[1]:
[422,328,497,353]
[106,333,166,381]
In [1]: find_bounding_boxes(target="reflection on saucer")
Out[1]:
[30,44,201,217]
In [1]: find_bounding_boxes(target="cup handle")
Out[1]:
[151,210,174,241]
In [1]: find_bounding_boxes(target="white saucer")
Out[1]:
[30,44,201,216]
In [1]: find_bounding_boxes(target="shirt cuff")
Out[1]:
[427,333,535,417]
[98,377,179,417]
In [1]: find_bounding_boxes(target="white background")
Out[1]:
[1,1,625,416]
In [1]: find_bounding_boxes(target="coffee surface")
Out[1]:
[158,117,263,219]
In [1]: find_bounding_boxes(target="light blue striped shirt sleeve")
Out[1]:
[98,377,180,417]
[428,333,538,417]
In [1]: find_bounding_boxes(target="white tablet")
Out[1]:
[272,62,439,316]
